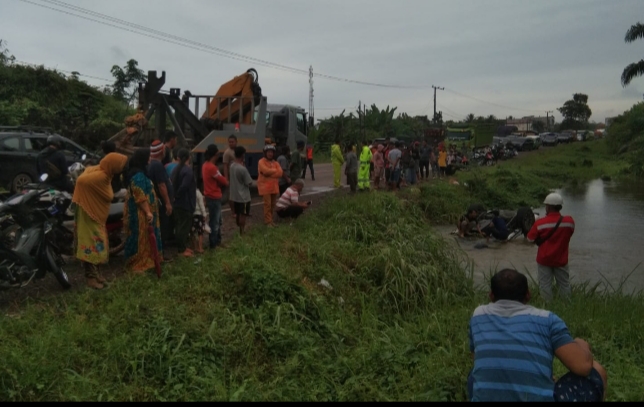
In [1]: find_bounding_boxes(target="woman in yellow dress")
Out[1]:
[73,152,128,290]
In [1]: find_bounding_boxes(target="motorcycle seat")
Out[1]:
[107,203,124,224]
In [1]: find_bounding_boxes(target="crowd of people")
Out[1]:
[35,131,607,401]
[330,138,470,193]
[59,132,315,289]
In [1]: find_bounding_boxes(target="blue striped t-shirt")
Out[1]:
[468,300,574,401]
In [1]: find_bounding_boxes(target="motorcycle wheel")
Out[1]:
[46,244,71,290]
[109,230,125,255]
[515,207,536,236]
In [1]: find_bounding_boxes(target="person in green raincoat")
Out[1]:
[358,142,373,191]
[331,139,344,188]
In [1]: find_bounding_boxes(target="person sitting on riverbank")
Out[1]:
[468,269,608,402]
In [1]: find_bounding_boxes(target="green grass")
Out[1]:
[1,191,643,401]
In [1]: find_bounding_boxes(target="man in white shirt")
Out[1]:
[276,179,310,221]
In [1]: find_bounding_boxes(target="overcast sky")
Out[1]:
[1,0,643,123]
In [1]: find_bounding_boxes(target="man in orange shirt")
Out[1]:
[302,144,315,181]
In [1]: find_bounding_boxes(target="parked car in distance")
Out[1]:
[541,133,558,147]
[0,126,97,192]
[525,135,541,150]
[505,135,535,152]
[557,133,573,144]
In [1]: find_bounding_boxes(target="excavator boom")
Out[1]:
[204,68,262,125]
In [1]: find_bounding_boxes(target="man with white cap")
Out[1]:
[527,193,575,302]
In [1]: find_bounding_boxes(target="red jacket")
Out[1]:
[202,161,229,200]
[527,212,575,267]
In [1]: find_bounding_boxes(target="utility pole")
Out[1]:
[308,66,314,127]
[432,85,444,123]
[546,110,554,131]
[358,100,362,144]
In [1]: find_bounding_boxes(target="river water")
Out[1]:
[438,179,644,293]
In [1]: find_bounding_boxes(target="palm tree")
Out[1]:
[621,22,644,86]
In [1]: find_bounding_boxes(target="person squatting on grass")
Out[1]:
[276,179,310,222]
[229,146,254,235]
[527,193,575,302]
[468,269,607,402]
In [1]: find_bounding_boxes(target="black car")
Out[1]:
[557,133,573,144]
[505,135,535,152]
[0,127,96,193]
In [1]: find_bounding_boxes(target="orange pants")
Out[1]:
[262,194,278,224]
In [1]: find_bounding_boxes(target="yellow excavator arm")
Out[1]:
[203,68,262,125]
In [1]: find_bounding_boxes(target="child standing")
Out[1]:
[192,188,207,254]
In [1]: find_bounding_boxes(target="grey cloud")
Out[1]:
[0,0,642,122]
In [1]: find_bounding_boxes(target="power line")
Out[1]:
[19,0,435,89]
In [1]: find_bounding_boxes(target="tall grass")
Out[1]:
[0,192,643,401]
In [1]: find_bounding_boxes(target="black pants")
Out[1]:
[302,159,315,180]
[347,172,358,192]
[173,207,192,253]
[419,160,430,179]
[277,205,304,219]
[159,205,174,249]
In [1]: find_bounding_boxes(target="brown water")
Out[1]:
[438,179,644,293]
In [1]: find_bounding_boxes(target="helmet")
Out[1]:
[47,135,64,149]
[263,144,276,152]
[543,193,563,206]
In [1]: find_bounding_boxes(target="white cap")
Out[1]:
[543,193,563,206]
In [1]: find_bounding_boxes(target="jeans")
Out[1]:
[206,198,222,248]
[276,205,304,219]
[347,172,358,193]
[405,168,417,185]
[538,264,571,302]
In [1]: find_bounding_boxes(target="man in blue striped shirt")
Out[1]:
[468,269,608,402]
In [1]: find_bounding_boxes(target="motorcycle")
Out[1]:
[0,174,71,290]
[22,157,127,256]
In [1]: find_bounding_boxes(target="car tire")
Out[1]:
[12,173,33,193]
[515,207,535,236]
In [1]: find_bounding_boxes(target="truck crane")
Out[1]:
[108,68,308,180]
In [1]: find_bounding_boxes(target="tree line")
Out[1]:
[0,39,145,150]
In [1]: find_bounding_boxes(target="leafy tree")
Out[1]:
[0,39,15,66]
[110,59,146,106]
[531,120,546,133]
[621,22,644,86]
[465,113,475,123]
[558,93,592,130]
[486,115,497,123]
[606,102,644,177]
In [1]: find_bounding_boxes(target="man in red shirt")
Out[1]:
[202,144,229,249]
[527,193,575,302]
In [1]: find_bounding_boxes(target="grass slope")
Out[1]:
[1,191,643,401]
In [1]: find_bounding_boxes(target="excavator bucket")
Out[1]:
[203,69,262,125]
